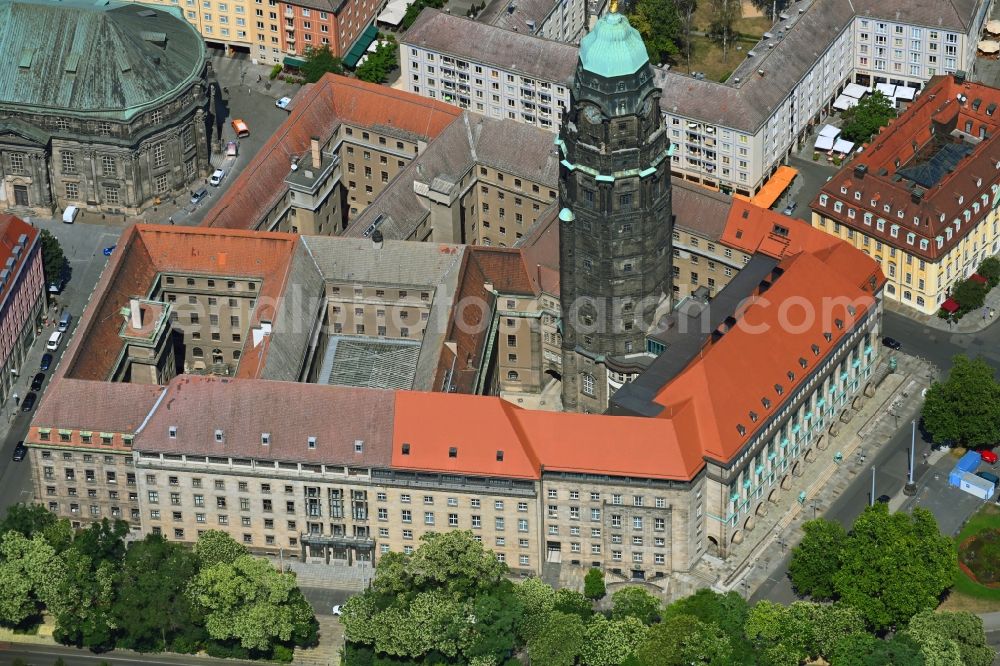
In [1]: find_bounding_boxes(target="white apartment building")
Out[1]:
[475,0,594,45]
[657,0,987,197]
[401,9,576,130]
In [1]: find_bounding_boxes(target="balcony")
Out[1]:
[300,532,374,548]
[284,8,294,17]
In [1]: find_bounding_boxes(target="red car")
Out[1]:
[981,450,998,465]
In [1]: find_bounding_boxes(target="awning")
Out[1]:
[894,86,917,101]
[750,165,798,209]
[283,55,306,67]
[344,25,379,68]
[815,135,835,151]
[875,82,897,98]
[843,83,868,99]
[819,124,841,138]
[941,298,960,313]
[833,138,856,154]
[377,0,409,26]
[833,94,858,111]
[971,273,988,284]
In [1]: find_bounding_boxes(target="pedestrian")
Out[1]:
[168,216,174,225]
[257,74,262,83]
[13,393,18,406]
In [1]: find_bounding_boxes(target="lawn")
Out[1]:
[691,0,775,37]
[941,503,1000,612]
[673,35,757,82]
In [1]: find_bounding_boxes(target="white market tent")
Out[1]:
[979,40,1000,54]
[843,82,868,99]
[875,82,897,98]
[815,135,836,151]
[833,94,858,111]
[833,138,856,154]
[819,124,841,138]
[986,19,1000,34]
[377,0,409,26]
[894,86,917,102]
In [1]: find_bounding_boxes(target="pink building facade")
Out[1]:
[0,215,44,403]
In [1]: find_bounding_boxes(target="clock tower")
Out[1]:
[558,4,673,412]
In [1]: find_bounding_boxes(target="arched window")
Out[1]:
[192,347,203,358]
[212,349,224,364]
[903,290,912,301]
[916,296,925,306]
[233,350,242,360]
[886,284,896,295]
[582,373,595,397]
[507,371,519,381]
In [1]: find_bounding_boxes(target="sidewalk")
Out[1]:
[884,288,1000,334]
[701,352,937,600]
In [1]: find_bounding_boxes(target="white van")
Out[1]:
[62,206,79,224]
[46,331,62,351]
[58,312,72,333]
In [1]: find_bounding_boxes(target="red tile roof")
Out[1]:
[0,214,37,303]
[202,74,463,231]
[59,224,300,382]
[812,74,1000,261]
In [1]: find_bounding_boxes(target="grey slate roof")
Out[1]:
[403,9,577,85]
[671,179,733,240]
[478,0,559,36]
[656,0,984,132]
[0,0,205,120]
[345,112,560,240]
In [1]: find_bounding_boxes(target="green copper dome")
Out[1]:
[578,11,649,79]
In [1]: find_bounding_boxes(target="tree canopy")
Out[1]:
[787,518,847,599]
[40,230,66,287]
[300,45,344,83]
[922,354,1000,447]
[356,42,398,84]
[840,91,896,143]
[610,586,661,625]
[628,0,682,65]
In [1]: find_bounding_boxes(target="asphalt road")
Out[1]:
[882,309,1000,371]
[0,218,119,519]
[0,643,267,666]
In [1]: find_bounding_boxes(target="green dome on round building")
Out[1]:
[577,9,649,79]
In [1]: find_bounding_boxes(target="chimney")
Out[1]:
[371,229,383,250]
[129,298,142,329]
[853,164,867,179]
[954,70,966,85]
[911,189,924,204]
[310,137,321,169]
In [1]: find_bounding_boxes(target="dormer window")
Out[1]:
[354,440,364,453]
[823,332,833,341]
[854,191,861,200]
[870,198,877,207]
[890,224,899,238]
[214,429,224,443]
[737,424,747,436]
[906,232,915,245]
[799,357,807,369]
[864,212,873,225]
[401,443,410,455]
[786,370,795,381]
[749,411,759,423]
[835,318,844,330]
[833,201,843,213]
[261,433,270,446]
[896,210,904,219]
[819,194,828,206]
[876,219,885,232]
[847,305,856,316]
[913,216,920,226]
[840,186,848,195]
[168,426,177,438]
[920,239,929,250]
[847,208,856,219]
[883,204,891,213]
[308,436,317,449]
[811,343,820,355]
[774,383,784,395]
[762,397,771,409]
[496,450,504,461]
[448,446,458,458]
[958,195,964,205]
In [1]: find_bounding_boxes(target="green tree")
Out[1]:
[922,355,1000,447]
[952,277,990,314]
[903,610,994,666]
[50,548,118,650]
[300,44,344,84]
[356,42,398,84]
[459,586,523,664]
[39,230,66,287]
[833,506,955,631]
[787,519,847,599]
[662,589,754,664]
[405,530,508,598]
[708,0,742,62]
[628,0,682,65]
[112,534,205,653]
[0,531,64,626]
[583,567,606,600]
[978,256,1000,288]
[527,610,584,666]
[580,614,646,666]
[840,91,896,143]
[553,588,593,620]
[611,586,660,625]
[634,613,732,665]
[401,0,446,30]
[193,530,248,569]
[187,555,316,652]
[830,631,926,666]
[513,576,555,643]
[0,503,72,552]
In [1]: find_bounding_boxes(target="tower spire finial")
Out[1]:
[610,0,618,13]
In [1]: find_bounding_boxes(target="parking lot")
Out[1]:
[146,53,303,227]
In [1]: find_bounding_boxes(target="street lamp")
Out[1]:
[810,500,819,519]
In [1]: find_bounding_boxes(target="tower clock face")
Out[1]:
[583,106,602,125]
[642,96,655,119]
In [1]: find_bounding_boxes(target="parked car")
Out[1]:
[48,266,69,294]
[275,96,292,110]
[12,441,27,462]
[21,392,36,412]
[331,604,343,616]
[40,353,52,371]
[190,187,208,205]
[30,372,44,392]
[881,336,902,350]
[102,245,116,257]
[982,450,998,465]
[226,140,239,157]
[209,169,226,186]
[46,331,63,351]
[782,201,798,216]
